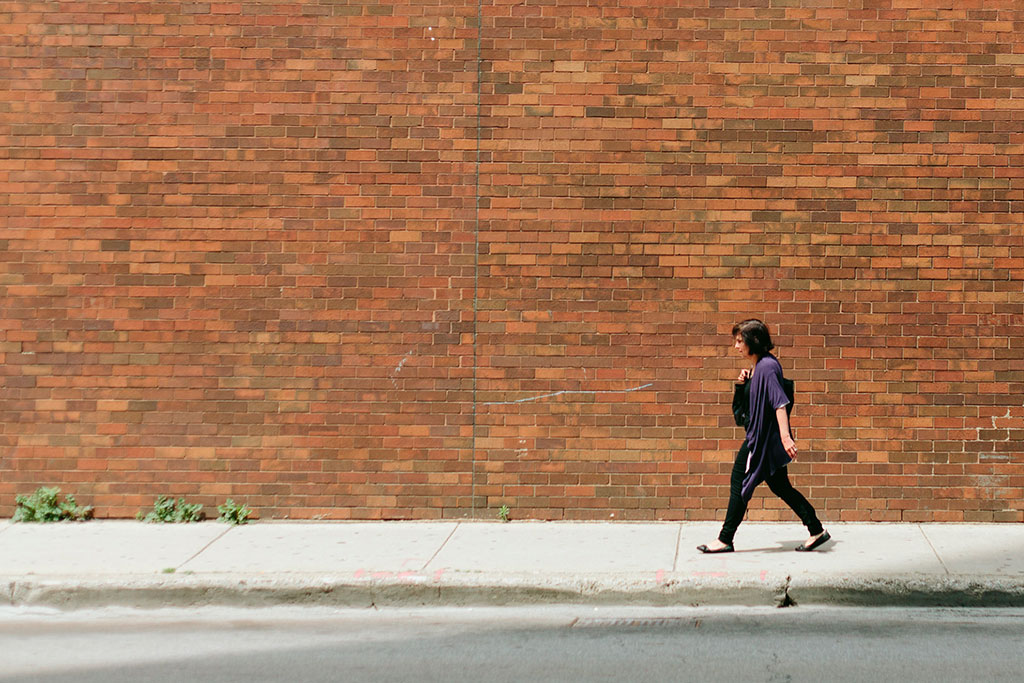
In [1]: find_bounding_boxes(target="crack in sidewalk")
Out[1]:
[176,525,236,572]
[420,522,460,572]
[672,523,682,573]
[918,524,950,575]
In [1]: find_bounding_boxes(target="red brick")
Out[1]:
[0,1,1021,522]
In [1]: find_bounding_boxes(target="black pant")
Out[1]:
[718,442,823,545]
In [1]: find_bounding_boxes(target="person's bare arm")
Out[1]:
[777,405,796,459]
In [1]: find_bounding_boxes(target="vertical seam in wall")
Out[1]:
[472,0,482,518]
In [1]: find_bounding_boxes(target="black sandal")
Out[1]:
[795,531,831,552]
[697,543,734,554]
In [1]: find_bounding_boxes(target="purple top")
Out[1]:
[741,354,792,501]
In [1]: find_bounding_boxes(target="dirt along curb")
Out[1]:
[5,572,1024,610]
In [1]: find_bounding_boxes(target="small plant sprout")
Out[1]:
[138,496,204,523]
[217,499,253,525]
[13,487,93,522]
[498,505,511,522]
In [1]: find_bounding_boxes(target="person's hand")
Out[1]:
[737,368,751,383]
[782,434,797,459]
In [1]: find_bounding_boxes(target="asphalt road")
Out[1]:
[1,605,1023,682]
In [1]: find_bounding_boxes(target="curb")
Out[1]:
[6,573,1024,610]
[3,575,785,610]
[787,575,1024,608]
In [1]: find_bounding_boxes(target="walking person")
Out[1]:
[697,319,831,553]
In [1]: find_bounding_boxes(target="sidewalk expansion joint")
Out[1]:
[176,525,235,572]
[420,522,460,572]
[918,524,950,575]
[777,575,796,608]
[671,523,682,572]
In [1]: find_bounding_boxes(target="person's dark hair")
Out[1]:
[732,319,775,357]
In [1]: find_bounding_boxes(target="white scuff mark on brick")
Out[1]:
[390,349,415,388]
[482,383,653,406]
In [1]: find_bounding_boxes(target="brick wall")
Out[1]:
[1,1,1022,522]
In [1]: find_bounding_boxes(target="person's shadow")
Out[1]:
[733,539,838,554]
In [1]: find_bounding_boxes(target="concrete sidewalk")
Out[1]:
[1,520,1023,609]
